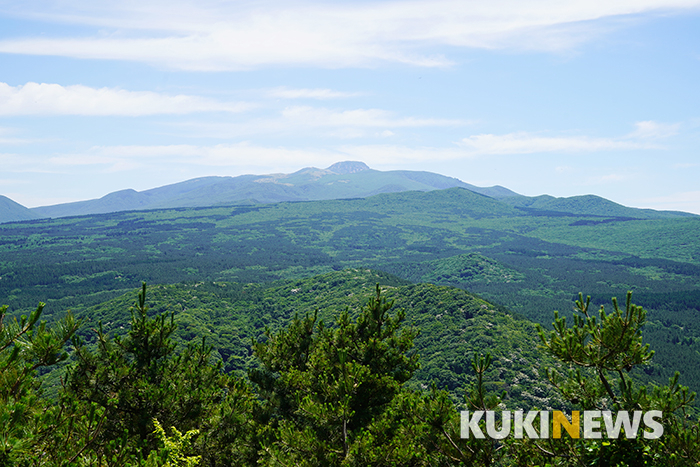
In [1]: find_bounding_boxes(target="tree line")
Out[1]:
[2,284,699,466]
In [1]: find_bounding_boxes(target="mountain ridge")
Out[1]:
[1,161,695,223]
[0,195,42,223]
[19,162,518,221]
[502,193,696,220]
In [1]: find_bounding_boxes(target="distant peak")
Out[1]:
[326,161,370,174]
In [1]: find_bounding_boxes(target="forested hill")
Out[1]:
[73,269,563,405]
[502,193,695,219]
[3,186,700,393]
[8,270,695,465]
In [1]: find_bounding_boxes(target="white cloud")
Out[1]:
[0,136,28,144]
[172,106,468,139]
[279,106,463,128]
[454,120,679,155]
[0,82,252,116]
[627,120,681,139]
[0,178,26,187]
[586,173,633,184]
[326,128,370,140]
[0,153,60,174]
[3,192,79,207]
[458,131,658,155]
[0,153,18,164]
[2,0,699,70]
[46,118,671,174]
[267,87,363,100]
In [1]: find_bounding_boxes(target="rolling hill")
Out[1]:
[502,193,695,219]
[72,269,564,405]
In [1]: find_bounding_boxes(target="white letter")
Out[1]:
[539,411,549,438]
[643,411,664,439]
[461,411,485,438]
[486,411,511,439]
[514,411,540,438]
[603,411,642,439]
[583,411,602,439]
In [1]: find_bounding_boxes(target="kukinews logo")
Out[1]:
[461,410,663,440]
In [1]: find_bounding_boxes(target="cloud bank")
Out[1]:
[2,0,699,70]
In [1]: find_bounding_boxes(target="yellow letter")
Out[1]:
[553,411,580,439]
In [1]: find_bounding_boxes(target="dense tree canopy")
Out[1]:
[1,283,699,466]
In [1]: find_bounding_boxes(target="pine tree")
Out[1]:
[252,285,420,466]
[0,302,79,465]
[537,292,700,466]
[66,283,228,462]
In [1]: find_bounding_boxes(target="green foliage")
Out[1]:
[249,285,519,466]
[5,279,700,466]
[0,302,80,465]
[144,419,200,467]
[421,253,525,286]
[66,283,229,460]
[252,285,420,465]
[343,384,493,466]
[66,270,561,406]
[537,292,700,466]
[539,292,656,410]
[193,377,260,467]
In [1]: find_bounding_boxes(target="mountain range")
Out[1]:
[0,160,694,223]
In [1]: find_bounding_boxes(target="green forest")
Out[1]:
[2,187,700,465]
[3,279,699,466]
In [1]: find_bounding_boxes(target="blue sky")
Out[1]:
[1,1,699,213]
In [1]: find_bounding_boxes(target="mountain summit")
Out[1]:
[326,161,370,174]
